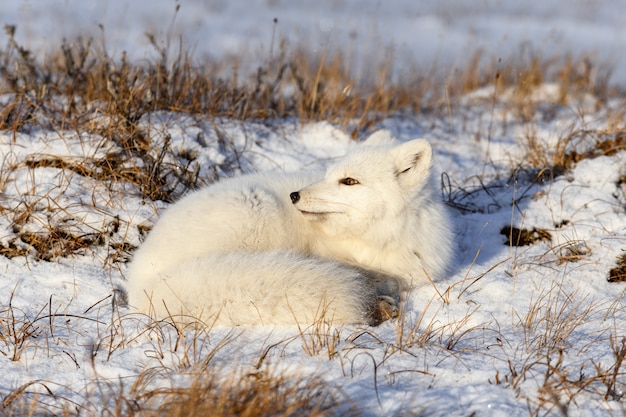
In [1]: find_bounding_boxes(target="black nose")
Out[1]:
[290,192,300,204]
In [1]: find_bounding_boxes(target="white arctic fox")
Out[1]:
[126,131,453,326]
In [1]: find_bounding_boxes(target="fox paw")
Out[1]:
[367,295,399,326]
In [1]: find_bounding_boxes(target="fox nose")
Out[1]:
[290,192,300,204]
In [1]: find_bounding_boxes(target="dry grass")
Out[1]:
[523,126,626,178]
[148,370,353,417]
[1,24,620,135]
[0,286,45,362]
[0,293,356,416]
[491,284,626,415]
[1,367,355,417]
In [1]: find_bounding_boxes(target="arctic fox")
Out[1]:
[126,131,453,327]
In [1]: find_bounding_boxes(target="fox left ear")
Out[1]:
[363,129,395,146]
[392,139,433,189]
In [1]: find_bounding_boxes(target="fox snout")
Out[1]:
[290,191,300,204]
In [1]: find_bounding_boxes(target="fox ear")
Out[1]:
[392,139,433,189]
[363,129,395,146]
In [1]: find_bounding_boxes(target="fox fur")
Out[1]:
[126,130,453,326]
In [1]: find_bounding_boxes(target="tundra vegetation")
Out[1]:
[1,23,625,416]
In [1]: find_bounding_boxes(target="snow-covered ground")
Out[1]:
[1,1,625,416]
[1,96,625,416]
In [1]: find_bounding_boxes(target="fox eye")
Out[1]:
[339,177,360,186]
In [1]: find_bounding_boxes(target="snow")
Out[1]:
[1,1,626,416]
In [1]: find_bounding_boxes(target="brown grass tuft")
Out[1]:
[522,124,626,178]
[608,253,626,283]
[150,370,353,417]
[500,225,552,247]
[1,367,356,417]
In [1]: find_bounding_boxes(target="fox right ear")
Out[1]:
[363,129,395,146]
[392,139,433,190]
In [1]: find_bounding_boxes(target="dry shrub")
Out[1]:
[151,370,352,417]
[2,24,618,136]
[521,127,626,180]
[1,368,355,417]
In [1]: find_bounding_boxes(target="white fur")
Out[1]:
[126,131,453,326]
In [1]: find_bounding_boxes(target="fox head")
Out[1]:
[290,135,434,239]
